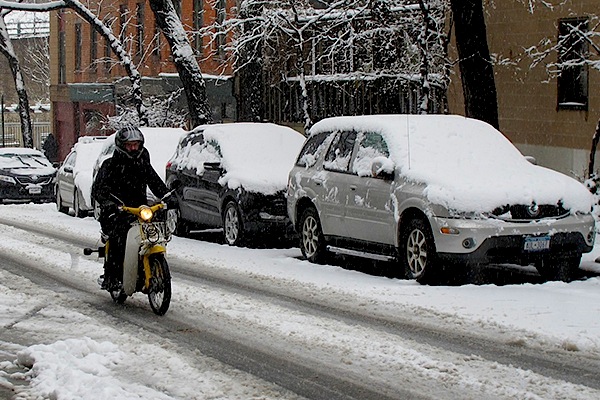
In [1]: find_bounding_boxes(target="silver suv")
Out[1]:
[287,115,596,284]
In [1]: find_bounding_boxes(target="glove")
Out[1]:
[165,196,178,210]
[100,201,119,218]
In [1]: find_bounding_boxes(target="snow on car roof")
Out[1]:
[191,123,306,194]
[73,139,107,172]
[310,114,593,214]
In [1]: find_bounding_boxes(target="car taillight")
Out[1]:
[166,161,172,169]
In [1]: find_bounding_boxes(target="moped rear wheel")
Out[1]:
[148,254,172,316]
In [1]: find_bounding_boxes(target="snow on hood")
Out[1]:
[186,123,306,195]
[310,115,594,214]
[0,148,55,175]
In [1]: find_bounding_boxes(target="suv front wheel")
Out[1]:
[299,207,328,263]
[400,217,440,284]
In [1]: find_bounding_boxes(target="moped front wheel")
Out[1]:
[148,254,172,316]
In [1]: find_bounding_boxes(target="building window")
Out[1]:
[153,19,161,58]
[119,4,129,44]
[557,17,589,110]
[215,0,226,58]
[58,11,66,84]
[75,23,82,71]
[193,0,204,54]
[90,27,97,72]
[136,3,144,60]
[104,19,112,73]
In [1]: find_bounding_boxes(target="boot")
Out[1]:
[100,262,121,291]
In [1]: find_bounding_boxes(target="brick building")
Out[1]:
[49,0,236,160]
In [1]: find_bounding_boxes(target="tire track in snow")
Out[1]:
[2,218,600,399]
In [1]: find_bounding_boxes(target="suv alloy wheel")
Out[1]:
[299,207,328,263]
[400,217,440,284]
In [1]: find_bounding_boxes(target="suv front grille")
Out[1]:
[491,203,569,221]
[15,176,53,185]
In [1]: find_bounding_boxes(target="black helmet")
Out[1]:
[115,126,145,159]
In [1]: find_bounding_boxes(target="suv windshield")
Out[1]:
[296,131,331,167]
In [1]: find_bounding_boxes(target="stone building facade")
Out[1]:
[448,1,600,178]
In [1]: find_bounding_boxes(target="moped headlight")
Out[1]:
[140,206,153,222]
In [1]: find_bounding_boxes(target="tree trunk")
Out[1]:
[417,0,432,114]
[236,2,264,122]
[450,0,499,129]
[149,0,212,128]
[0,17,32,148]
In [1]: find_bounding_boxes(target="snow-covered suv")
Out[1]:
[286,115,596,284]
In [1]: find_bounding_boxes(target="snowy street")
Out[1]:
[2,203,600,399]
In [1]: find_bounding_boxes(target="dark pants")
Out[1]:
[100,212,135,282]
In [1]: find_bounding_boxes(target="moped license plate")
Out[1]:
[524,235,550,252]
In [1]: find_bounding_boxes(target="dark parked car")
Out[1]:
[56,136,107,217]
[166,123,305,245]
[0,147,56,203]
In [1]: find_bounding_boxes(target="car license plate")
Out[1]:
[524,235,550,252]
[28,186,41,195]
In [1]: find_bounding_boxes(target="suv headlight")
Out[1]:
[0,175,16,184]
[448,209,487,220]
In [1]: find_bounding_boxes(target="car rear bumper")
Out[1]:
[244,214,295,235]
[431,213,595,264]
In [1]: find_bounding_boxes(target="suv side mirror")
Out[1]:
[204,162,222,171]
[524,155,537,165]
[371,157,395,180]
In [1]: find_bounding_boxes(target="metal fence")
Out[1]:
[0,122,52,149]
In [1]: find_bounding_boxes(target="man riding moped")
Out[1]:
[91,126,170,290]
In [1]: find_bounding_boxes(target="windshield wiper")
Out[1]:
[14,155,34,167]
[31,157,48,166]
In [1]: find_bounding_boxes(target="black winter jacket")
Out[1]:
[91,147,168,213]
